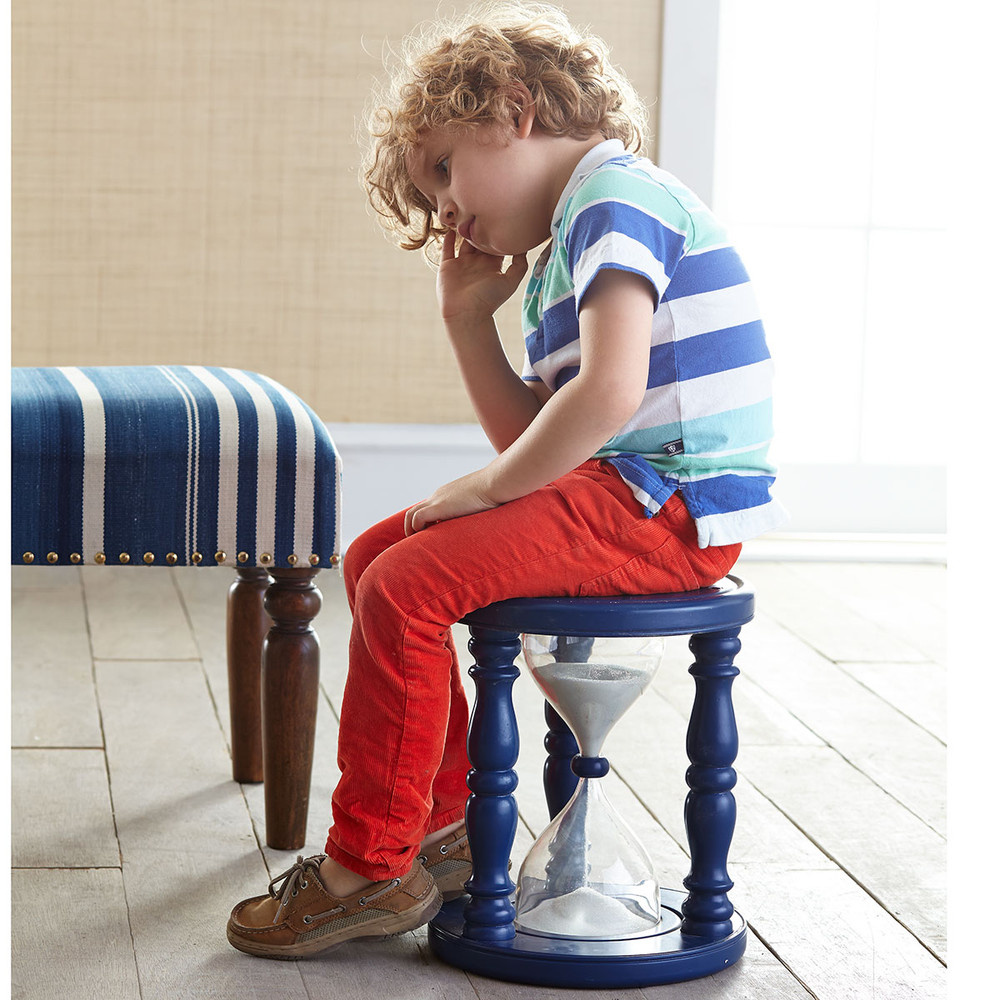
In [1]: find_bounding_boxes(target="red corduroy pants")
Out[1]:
[325,460,741,881]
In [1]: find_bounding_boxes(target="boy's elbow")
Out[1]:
[617,374,648,417]
[571,368,647,434]
[600,381,646,434]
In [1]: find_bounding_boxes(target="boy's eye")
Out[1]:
[435,157,450,178]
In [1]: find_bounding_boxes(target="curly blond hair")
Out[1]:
[362,1,648,251]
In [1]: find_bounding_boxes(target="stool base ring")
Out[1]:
[428,889,746,988]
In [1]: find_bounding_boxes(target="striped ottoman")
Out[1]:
[11,365,342,850]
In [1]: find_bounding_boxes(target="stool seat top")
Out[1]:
[461,575,754,637]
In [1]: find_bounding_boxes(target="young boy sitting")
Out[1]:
[227,0,785,959]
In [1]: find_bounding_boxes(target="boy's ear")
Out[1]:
[508,82,536,138]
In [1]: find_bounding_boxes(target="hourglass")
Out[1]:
[515,632,666,939]
[427,584,753,989]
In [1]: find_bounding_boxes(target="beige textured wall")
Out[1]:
[12,0,662,422]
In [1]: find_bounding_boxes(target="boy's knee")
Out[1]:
[343,511,409,599]
[342,536,368,596]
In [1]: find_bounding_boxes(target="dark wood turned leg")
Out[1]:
[227,567,271,783]
[542,702,579,820]
[462,625,520,942]
[681,627,741,939]
[261,567,322,851]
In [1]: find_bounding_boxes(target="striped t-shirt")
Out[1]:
[521,140,787,548]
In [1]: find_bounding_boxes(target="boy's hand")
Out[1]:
[404,468,501,535]
[437,230,529,326]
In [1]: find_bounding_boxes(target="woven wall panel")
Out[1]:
[12,0,661,422]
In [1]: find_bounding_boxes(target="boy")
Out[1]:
[227,1,785,959]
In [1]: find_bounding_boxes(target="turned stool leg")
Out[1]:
[541,634,591,819]
[227,567,271,783]
[261,567,322,850]
[462,625,521,942]
[681,627,741,939]
[542,703,578,820]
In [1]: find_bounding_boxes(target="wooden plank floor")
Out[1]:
[10,558,947,999]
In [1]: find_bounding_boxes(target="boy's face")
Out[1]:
[407,123,557,257]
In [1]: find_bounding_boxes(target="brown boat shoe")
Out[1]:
[419,827,473,901]
[227,855,443,959]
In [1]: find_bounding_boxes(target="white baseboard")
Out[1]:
[327,423,947,563]
[740,532,946,564]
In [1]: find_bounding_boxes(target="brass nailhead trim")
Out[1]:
[166,553,178,566]
[22,552,34,564]
[287,554,298,566]
[143,552,155,565]
[94,553,107,565]
[260,553,273,565]
[309,554,320,566]
[191,552,203,565]
[237,551,249,564]
[215,551,226,564]
[46,552,59,564]
[119,553,130,564]
[70,553,81,564]
[330,553,341,566]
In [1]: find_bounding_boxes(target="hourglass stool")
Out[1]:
[427,575,754,989]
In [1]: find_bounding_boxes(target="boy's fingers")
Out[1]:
[403,505,419,536]
[441,229,456,258]
[506,253,529,278]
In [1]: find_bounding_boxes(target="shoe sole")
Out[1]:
[429,863,473,902]
[227,885,444,960]
[429,858,512,901]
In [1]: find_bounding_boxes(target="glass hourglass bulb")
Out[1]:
[515,633,666,940]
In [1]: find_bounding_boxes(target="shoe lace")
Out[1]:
[268,855,327,924]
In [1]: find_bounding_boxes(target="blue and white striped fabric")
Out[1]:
[521,140,788,548]
[11,366,341,569]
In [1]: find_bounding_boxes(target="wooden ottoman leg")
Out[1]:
[261,567,323,850]
[227,568,271,783]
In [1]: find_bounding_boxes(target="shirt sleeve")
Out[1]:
[563,174,693,313]
[520,352,542,382]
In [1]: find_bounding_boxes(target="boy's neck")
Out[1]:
[534,132,609,227]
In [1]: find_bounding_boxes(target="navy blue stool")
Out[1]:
[428,576,754,989]
[11,365,342,850]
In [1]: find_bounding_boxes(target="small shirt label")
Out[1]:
[661,439,685,457]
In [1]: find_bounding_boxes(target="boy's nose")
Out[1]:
[439,202,457,227]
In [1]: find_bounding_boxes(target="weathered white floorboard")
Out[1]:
[737,614,946,833]
[11,577,104,747]
[739,743,947,960]
[11,748,120,868]
[837,658,946,742]
[745,563,932,663]
[96,658,309,1000]
[82,566,200,661]
[11,868,142,1000]
[776,561,947,663]
[10,561,947,999]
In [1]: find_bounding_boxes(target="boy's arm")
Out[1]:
[405,266,654,534]
[436,231,545,452]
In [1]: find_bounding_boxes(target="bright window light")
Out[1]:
[713,0,945,466]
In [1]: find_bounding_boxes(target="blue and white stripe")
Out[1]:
[521,140,788,547]
[11,365,341,568]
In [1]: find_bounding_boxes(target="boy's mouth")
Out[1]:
[458,219,474,242]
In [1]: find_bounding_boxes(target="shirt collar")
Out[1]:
[550,139,628,235]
